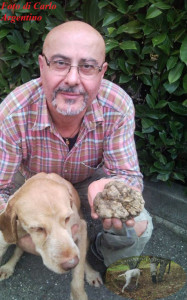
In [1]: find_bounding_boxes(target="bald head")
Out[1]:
[43,21,106,61]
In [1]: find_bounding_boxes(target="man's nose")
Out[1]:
[63,66,81,86]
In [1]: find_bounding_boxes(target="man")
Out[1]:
[0,21,153,276]
[150,256,171,283]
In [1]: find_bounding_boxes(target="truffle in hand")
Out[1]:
[93,181,145,221]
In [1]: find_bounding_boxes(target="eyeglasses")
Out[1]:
[42,54,104,78]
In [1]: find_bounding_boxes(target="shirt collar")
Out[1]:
[83,96,104,131]
[32,93,52,131]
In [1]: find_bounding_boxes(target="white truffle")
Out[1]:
[94,181,145,221]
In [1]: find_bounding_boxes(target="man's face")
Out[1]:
[39,28,107,116]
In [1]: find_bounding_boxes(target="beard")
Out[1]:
[51,86,88,116]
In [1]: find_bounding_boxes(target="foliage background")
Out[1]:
[0,0,187,185]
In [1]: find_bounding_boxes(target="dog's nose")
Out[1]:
[61,255,79,271]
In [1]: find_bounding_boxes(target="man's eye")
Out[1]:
[82,64,95,70]
[54,61,68,67]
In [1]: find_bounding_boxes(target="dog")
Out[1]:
[0,172,102,300]
[118,268,141,292]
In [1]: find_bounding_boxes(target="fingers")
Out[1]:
[102,217,135,230]
[88,186,99,219]
[103,218,123,230]
[103,218,112,229]
[90,208,99,219]
[125,218,135,227]
[112,218,123,230]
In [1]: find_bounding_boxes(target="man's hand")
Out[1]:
[88,178,147,236]
[102,217,135,230]
[18,234,39,255]
[88,178,135,230]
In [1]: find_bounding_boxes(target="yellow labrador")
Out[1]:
[0,173,102,300]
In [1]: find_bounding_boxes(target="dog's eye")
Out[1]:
[36,227,45,233]
[65,217,70,224]
[31,227,46,234]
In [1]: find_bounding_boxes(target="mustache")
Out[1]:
[54,86,86,95]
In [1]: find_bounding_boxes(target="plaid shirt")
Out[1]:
[0,78,143,212]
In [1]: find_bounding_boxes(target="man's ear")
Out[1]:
[0,200,18,244]
[102,62,108,76]
[38,54,44,72]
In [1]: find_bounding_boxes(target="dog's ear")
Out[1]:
[0,199,18,244]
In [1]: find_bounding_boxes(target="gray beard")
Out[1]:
[52,98,87,116]
[51,88,88,116]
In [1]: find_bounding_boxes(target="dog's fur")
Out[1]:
[0,172,102,300]
[118,268,141,292]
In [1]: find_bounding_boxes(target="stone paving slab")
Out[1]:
[143,180,187,230]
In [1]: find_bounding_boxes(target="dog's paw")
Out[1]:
[85,269,103,287]
[0,265,14,281]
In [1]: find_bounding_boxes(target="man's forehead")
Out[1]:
[45,43,104,64]
[43,22,106,60]
[45,34,103,51]
[50,54,99,63]
[46,21,104,43]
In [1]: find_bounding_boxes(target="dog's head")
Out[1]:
[0,173,83,274]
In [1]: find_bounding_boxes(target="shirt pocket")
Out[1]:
[80,159,104,170]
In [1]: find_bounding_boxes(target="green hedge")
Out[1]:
[0,0,186,184]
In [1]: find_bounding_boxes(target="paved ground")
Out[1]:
[0,181,187,300]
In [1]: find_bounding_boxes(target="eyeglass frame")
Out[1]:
[42,53,105,77]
